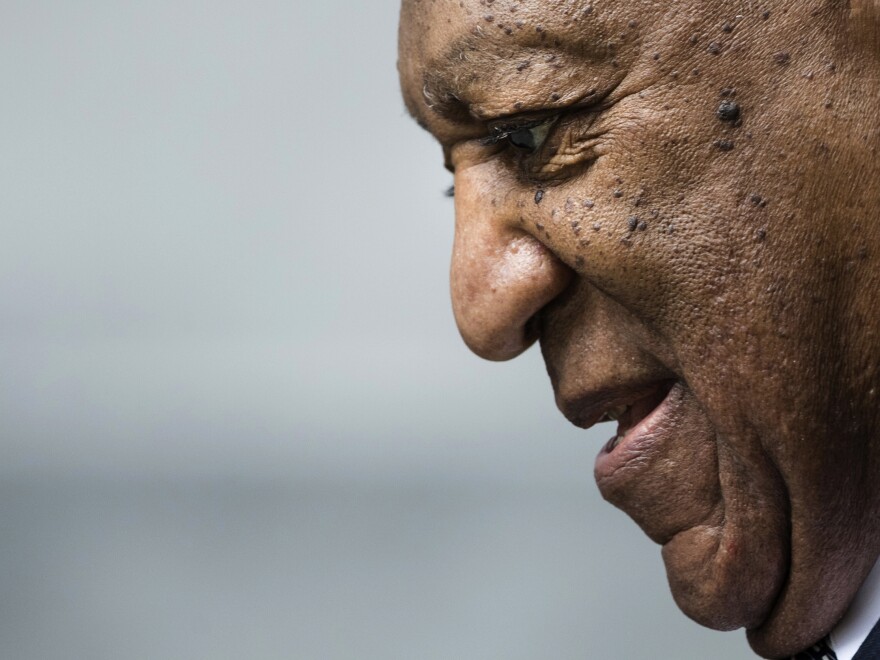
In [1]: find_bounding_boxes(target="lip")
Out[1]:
[594,380,683,485]
[559,377,683,485]
[558,380,675,431]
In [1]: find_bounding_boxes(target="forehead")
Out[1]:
[399,0,860,163]
[399,0,709,132]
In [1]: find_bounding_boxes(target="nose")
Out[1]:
[450,165,574,361]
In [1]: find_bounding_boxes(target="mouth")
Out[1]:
[598,381,675,453]
[559,378,684,497]
[559,371,790,635]
[559,379,676,443]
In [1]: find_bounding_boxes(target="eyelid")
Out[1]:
[480,115,558,146]
[478,90,608,139]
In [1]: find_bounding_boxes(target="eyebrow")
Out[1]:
[415,29,602,125]
[419,34,499,123]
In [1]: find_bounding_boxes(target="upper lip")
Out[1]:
[558,379,675,431]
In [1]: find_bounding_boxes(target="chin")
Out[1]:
[581,379,803,650]
[662,525,786,633]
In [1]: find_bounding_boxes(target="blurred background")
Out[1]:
[0,1,750,658]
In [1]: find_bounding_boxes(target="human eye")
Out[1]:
[476,106,605,183]
[481,116,558,154]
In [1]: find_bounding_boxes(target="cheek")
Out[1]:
[569,77,812,286]
[533,85,817,391]
[529,59,841,378]
[536,137,751,338]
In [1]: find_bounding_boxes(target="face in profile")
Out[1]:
[399,0,880,656]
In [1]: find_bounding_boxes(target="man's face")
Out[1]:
[399,0,880,656]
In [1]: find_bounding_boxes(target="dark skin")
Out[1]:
[399,0,880,657]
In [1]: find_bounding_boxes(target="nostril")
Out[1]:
[523,311,542,347]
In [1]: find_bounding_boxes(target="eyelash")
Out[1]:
[481,117,557,151]
[444,101,608,197]
[444,117,558,197]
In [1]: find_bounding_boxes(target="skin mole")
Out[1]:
[717,99,741,122]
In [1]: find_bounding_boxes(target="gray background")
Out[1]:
[0,1,750,658]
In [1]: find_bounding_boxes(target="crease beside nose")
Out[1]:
[451,185,574,362]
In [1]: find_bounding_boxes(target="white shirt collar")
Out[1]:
[830,557,880,660]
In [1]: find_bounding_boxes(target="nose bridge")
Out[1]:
[451,164,573,361]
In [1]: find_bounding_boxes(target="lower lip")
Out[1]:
[594,381,684,482]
